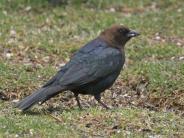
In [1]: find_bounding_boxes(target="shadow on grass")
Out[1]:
[19,105,79,116]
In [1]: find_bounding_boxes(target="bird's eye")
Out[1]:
[118,28,129,34]
[118,29,124,33]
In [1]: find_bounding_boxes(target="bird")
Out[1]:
[16,24,140,111]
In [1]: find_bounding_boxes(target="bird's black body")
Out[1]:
[71,39,124,95]
[16,25,139,111]
[45,38,124,95]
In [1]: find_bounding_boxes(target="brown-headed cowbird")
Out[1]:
[16,24,140,111]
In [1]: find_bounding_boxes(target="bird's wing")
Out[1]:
[59,44,123,88]
[42,65,68,87]
[42,39,102,88]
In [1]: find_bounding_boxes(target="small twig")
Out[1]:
[42,108,63,123]
[48,113,63,123]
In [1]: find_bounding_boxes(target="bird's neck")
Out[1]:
[98,35,124,50]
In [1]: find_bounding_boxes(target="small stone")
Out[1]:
[3,10,7,15]
[49,39,54,44]
[117,130,121,133]
[176,42,182,46]
[5,53,13,59]
[171,57,175,60]
[25,6,32,12]
[177,9,182,12]
[109,8,116,12]
[12,99,19,103]
[179,56,184,60]
[10,30,16,37]
[155,36,160,40]
[29,129,34,135]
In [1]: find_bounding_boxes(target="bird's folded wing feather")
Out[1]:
[59,46,122,87]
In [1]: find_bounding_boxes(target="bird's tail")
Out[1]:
[16,85,65,111]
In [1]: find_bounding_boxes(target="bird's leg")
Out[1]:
[94,94,109,110]
[74,93,82,110]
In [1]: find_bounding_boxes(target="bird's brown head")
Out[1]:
[99,25,140,49]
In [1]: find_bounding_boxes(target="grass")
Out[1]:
[0,0,184,137]
[1,102,184,137]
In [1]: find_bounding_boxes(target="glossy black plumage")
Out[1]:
[16,25,139,111]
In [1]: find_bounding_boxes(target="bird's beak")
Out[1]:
[127,30,140,37]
